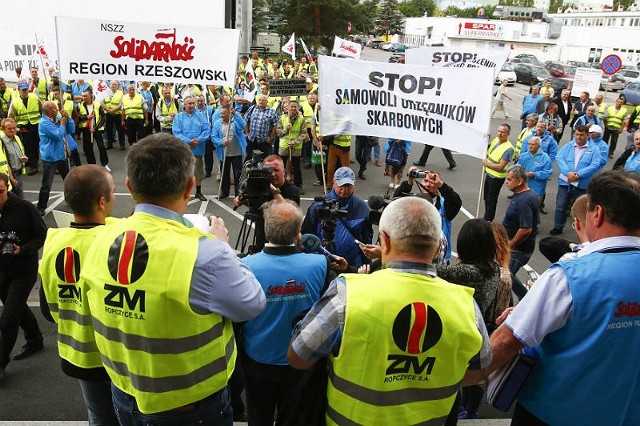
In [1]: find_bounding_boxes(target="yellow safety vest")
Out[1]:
[596,103,608,119]
[634,106,640,125]
[0,88,15,116]
[39,227,104,369]
[77,102,104,130]
[122,93,144,119]
[0,133,26,184]
[11,94,41,125]
[279,114,306,150]
[104,90,124,113]
[328,270,482,425]
[484,138,513,178]
[515,128,533,157]
[298,84,319,104]
[159,99,179,128]
[333,134,351,148]
[83,212,236,414]
[606,106,627,129]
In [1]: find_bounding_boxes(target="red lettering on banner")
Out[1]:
[464,22,496,31]
[110,28,196,62]
[614,301,640,318]
[340,43,357,55]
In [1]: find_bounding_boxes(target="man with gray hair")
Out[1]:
[81,133,264,425]
[502,164,539,300]
[241,199,330,425]
[288,196,491,425]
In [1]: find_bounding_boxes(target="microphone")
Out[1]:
[368,194,389,211]
[300,234,338,260]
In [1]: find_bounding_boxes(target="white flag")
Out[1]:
[299,38,312,62]
[282,33,296,60]
[243,61,257,103]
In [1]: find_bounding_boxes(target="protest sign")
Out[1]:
[318,55,493,159]
[269,78,307,97]
[55,16,239,87]
[571,67,601,98]
[0,31,58,81]
[332,36,362,59]
[406,47,509,77]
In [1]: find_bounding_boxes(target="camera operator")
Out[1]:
[0,172,47,381]
[234,154,300,252]
[393,165,462,263]
[302,167,373,268]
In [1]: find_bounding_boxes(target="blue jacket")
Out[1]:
[38,114,75,162]
[574,114,602,129]
[625,150,640,172]
[301,190,373,268]
[523,130,557,161]
[211,113,247,160]
[589,135,609,170]
[522,93,540,115]
[172,111,210,156]
[555,139,601,189]
[517,150,553,196]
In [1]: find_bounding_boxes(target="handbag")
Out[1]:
[487,347,537,412]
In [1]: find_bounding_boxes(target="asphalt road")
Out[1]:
[0,47,630,422]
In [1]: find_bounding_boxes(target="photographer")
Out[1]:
[0,172,47,381]
[302,167,373,268]
[393,165,462,263]
[234,155,300,252]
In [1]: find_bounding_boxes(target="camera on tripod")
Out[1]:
[314,196,348,249]
[235,152,274,212]
[0,231,20,256]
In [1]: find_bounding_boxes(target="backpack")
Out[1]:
[385,140,406,167]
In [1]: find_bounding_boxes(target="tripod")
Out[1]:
[235,210,259,255]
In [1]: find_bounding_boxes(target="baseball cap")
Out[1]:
[334,167,355,186]
[17,82,29,90]
[52,71,60,78]
[589,125,603,134]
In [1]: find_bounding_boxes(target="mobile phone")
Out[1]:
[355,239,365,247]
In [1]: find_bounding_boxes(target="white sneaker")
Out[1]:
[104,165,112,173]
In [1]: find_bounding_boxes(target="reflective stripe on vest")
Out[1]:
[634,106,640,125]
[597,103,608,118]
[12,94,41,125]
[484,138,513,178]
[77,102,103,130]
[83,212,235,413]
[160,100,179,128]
[123,94,144,119]
[606,106,626,129]
[38,227,104,369]
[333,134,351,147]
[279,114,305,150]
[105,90,124,110]
[327,270,482,425]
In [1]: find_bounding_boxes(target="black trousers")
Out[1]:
[125,118,145,145]
[603,127,621,157]
[483,174,505,222]
[0,268,43,368]
[242,352,305,426]
[82,129,109,166]
[417,144,455,167]
[511,402,549,425]
[355,135,369,173]
[104,114,125,148]
[204,139,214,175]
[19,124,40,170]
[220,155,243,198]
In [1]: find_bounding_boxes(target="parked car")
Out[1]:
[621,81,640,105]
[619,69,640,83]
[389,43,408,52]
[545,62,577,78]
[514,53,538,60]
[513,63,553,85]
[600,73,627,91]
[510,57,545,67]
[550,77,574,95]
[369,39,385,49]
[389,53,405,63]
[495,63,517,85]
[381,42,394,51]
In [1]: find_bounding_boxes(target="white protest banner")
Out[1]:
[406,47,509,77]
[0,31,58,81]
[55,16,239,87]
[571,67,601,98]
[282,33,296,60]
[332,36,362,59]
[318,55,493,159]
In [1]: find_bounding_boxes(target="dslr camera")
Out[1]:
[408,168,429,179]
[0,231,20,257]
[235,152,274,211]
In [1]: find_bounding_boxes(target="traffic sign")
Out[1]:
[601,54,622,75]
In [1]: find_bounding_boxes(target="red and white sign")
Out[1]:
[282,33,296,60]
[464,22,496,31]
[331,36,362,59]
[55,16,239,86]
[0,31,59,81]
[457,21,504,39]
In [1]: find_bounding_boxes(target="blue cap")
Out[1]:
[334,167,355,186]
[17,82,29,90]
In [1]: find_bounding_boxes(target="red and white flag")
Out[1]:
[243,61,257,102]
[299,38,313,62]
[281,33,295,60]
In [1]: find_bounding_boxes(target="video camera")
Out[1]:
[314,196,348,249]
[0,231,20,257]
[409,168,429,179]
[235,151,274,212]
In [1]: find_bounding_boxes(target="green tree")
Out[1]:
[442,4,496,17]
[398,0,437,17]
[500,0,535,7]
[376,0,406,36]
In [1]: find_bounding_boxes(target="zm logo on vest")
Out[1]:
[386,302,442,380]
[104,231,149,315]
[56,247,82,304]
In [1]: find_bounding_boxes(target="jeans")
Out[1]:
[354,136,369,173]
[111,384,233,426]
[553,185,586,230]
[78,379,119,426]
[510,249,533,300]
[483,174,505,222]
[37,160,69,211]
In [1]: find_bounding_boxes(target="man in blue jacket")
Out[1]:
[302,167,373,268]
[550,125,602,235]
[518,136,553,214]
[37,101,74,216]
[212,107,246,199]
[587,124,609,171]
[173,96,210,201]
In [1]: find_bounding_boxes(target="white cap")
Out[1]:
[589,124,603,134]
